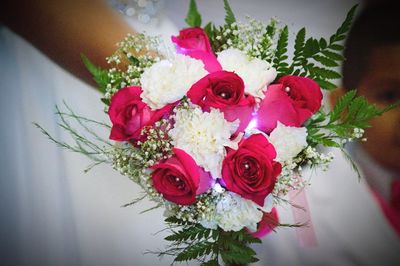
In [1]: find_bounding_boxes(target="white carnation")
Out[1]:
[140,54,207,109]
[218,48,277,99]
[269,122,308,163]
[215,192,263,232]
[169,107,239,178]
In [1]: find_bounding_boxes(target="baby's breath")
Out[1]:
[103,34,162,109]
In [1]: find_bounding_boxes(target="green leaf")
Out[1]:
[329,90,357,123]
[223,0,236,25]
[330,5,358,44]
[313,55,339,67]
[329,44,345,51]
[315,78,337,90]
[381,101,400,113]
[336,5,358,36]
[81,54,109,94]
[175,241,214,262]
[294,28,306,54]
[303,38,320,57]
[341,147,362,180]
[100,98,110,106]
[185,0,202,27]
[319,38,327,49]
[127,55,140,65]
[310,66,341,79]
[322,50,345,61]
[204,22,213,39]
[201,259,219,266]
[274,26,289,73]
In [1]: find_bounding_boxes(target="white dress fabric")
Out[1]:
[0,13,178,266]
[253,147,400,266]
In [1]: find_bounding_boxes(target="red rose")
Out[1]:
[151,148,212,205]
[222,134,281,206]
[108,86,172,141]
[251,208,279,238]
[187,71,256,133]
[257,75,323,133]
[171,27,212,52]
[171,27,221,73]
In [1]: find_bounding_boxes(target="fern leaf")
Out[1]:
[223,0,236,24]
[329,90,357,123]
[310,66,341,80]
[314,78,337,90]
[330,5,358,44]
[294,28,306,56]
[185,0,202,27]
[81,54,109,93]
[274,26,289,74]
[303,38,320,57]
[313,55,339,67]
[322,50,345,61]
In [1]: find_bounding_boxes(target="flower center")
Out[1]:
[239,157,260,179]
[219,92,228,99]
[170,175,186,191]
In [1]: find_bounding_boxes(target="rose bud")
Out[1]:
[171,27,221,73]
[171,27,212,53]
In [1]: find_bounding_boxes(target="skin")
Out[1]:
[0,0,134,86]
[331,45,400,173]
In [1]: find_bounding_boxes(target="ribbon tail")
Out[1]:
[288,182,318,247]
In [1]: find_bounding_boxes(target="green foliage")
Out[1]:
[81,54,109,94]
[185,0,202,27]
[273,26,289,75]
[204,22,213,38]
[306,90,399,148]
[34,102,111,173]
[329,90,357,123]
[273,5,358,90]
[159,217,262,265]
[223,0,236,25]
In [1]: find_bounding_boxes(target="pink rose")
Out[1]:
[222,134,281,206]
[187,71,256,133]
[250,208,279,238]
[257,75,322,133]
[171,27,212,52]
[172,27,221,73]
[108,86,172,141]
[151,148,212,205]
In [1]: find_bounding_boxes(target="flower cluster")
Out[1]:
[105,24,325,233]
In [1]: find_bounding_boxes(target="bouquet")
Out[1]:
[36,1,398,265]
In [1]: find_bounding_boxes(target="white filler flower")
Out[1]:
[218,48,277,99]
[169,107,239,179]
[140,54,207,109]
[269,122,308,163]
[215,192,263,232]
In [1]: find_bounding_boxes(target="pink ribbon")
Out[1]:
[288,180,318,247]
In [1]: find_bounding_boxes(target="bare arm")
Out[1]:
[1,0,133,86]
